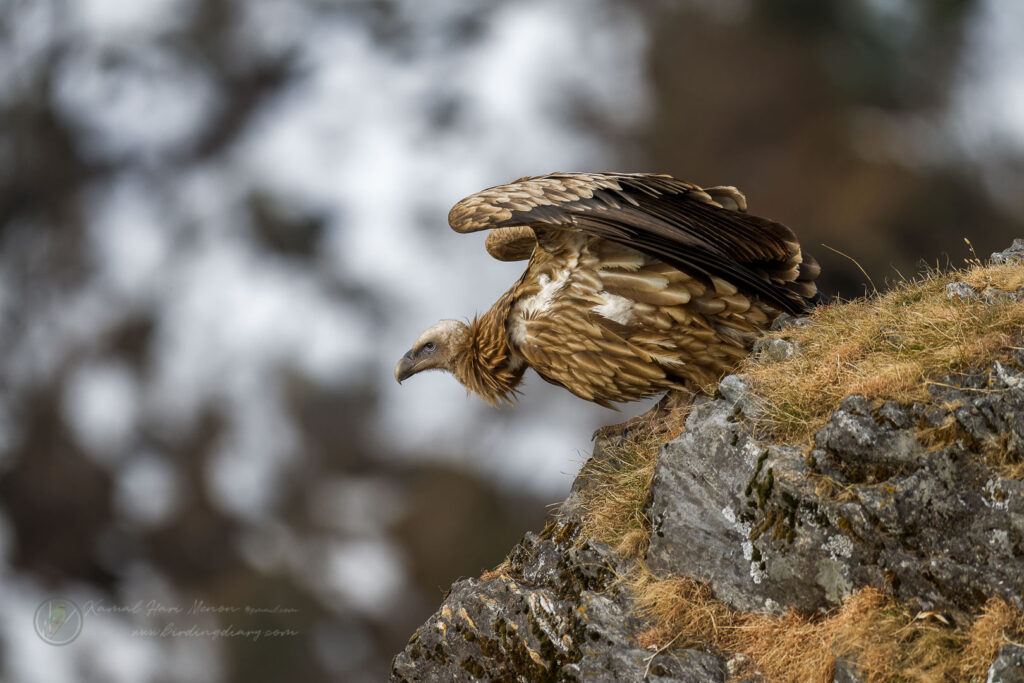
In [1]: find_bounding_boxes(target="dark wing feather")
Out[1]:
[448,172,818,315]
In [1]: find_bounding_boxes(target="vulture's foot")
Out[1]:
[592,390,694,441]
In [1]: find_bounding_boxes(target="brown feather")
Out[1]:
[449,172,816,315]
[485,226,536,262]
[401,172,820,407]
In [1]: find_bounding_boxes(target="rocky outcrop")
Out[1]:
[391,517,726,682]
[647,361,1024,623]
[393,242,1024,681]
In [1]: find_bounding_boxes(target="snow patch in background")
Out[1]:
[115,451,181,527]
[62,360,139,465]
[70,0,196,37]
[85,177,173,301]
[52,45,219,162]
[316,538,408,618]
[955,0,1024,155]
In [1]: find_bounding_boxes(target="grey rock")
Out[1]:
[770,313,811,331]
[988,645,1024,683]
[945,280,1023,305]
[984,286,1024,304]
[717,374,748,405]
[647,360,1024,620]
[832,657,865,683]
[716,374,761,420]
[391,520,726,682]
[990,238,1024,265]
[647,379,844,613]
[877,400,913,429]
[946,281,978,300]
[815,395,923,472]
[751,337,798,363]
[580,645,726,683]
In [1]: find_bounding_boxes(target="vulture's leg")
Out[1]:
[592,389,694,441]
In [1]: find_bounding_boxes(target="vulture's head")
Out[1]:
[394,319,470,384]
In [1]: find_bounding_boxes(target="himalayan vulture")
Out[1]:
[394,172,818,419]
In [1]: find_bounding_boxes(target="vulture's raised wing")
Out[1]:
[448,172,818,315]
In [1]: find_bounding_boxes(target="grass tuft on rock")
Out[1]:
[575,412,688,559]
[739,260,1024,444]
[576,447,655,559]
[629,564,1024,682]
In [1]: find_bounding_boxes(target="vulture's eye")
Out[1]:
[423,342,436,353]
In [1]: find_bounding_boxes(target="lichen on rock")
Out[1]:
[391,518,726,682]
[649,359,1024,623]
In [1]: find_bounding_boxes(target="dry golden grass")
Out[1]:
[960,597,1024,676]
[630,563,1024,682]
[740,261,1024,443]
[574,396,691,558]
[962,261,1024,292]
[576,425,671,558]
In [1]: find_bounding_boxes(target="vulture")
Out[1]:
[394,172,819,422]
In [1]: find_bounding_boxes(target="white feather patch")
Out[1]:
[521,270,569,317]
[509,269,571,346]
[592,292,634,325]
[508,320,528,347]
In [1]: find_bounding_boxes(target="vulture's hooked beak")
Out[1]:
[394,350,416,384]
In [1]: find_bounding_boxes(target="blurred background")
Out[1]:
[1,0,1022,680]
